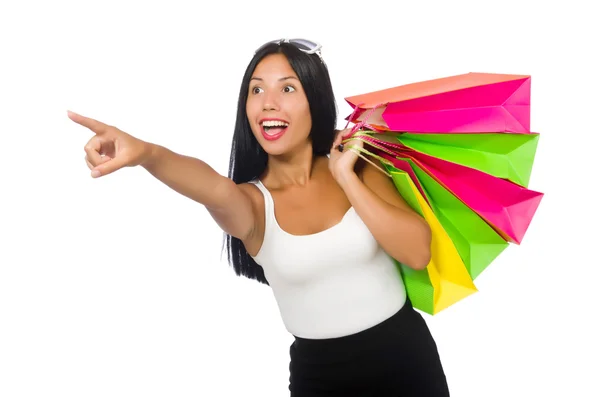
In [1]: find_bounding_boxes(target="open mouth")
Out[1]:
[261,119,289,135]
[260,119,289,141]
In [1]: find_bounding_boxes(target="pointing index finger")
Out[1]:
[67,110,108,135]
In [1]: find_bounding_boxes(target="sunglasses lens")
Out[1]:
[289,39,318,52]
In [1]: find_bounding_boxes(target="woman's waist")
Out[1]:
[275,272,408,340]
[290,296,418,364]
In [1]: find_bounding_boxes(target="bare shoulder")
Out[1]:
[238,181,263,201]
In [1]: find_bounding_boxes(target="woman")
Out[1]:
[69,38,451,396]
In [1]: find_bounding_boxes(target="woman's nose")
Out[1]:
[262,92,280,111]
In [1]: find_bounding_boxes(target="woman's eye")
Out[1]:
[283,85,296,93]
[252,87,263,94]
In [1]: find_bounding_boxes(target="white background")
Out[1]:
[1,0,598,396]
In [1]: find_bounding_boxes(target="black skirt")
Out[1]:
[288,298,450,397]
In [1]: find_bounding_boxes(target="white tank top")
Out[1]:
[250,180,407,339]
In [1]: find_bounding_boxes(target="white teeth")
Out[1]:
[262,120,289,127]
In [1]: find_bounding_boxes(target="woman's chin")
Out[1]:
[262,141,313,159]
[257,135,290,155]
[262,145,290,157]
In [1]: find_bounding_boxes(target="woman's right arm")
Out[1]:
[69,110,257,242]
[141,144,257,241]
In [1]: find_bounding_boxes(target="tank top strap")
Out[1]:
[251,179,277,232]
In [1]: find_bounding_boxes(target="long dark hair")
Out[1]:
[224,41,338,285]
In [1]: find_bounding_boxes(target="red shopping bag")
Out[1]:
[399,150,542,245]
[345,72,531,133]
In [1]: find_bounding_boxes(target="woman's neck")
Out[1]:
[263,142,325,188]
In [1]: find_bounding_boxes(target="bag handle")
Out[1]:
[343,102,386,139]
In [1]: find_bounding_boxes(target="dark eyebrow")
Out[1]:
[250,76,299,82]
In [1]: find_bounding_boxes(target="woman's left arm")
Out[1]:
[330,133,431,270]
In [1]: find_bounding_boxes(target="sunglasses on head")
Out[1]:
[255,38,323,56]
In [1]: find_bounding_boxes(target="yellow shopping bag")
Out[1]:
[389,167,478,315]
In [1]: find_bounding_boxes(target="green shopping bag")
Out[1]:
[406,160,509,280]
[396,132,540,187]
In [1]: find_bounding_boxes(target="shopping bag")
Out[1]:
[387,163,478,315]
[345,72,532,133]
[339,70,544,314]
[406,159,510,279]
[396,132,540,187]
[356,145,510,280]
[347,131,543,246]
[403,150,543,245]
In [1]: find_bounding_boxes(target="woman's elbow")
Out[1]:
[407,249,431,271]
[404,224,432,270]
